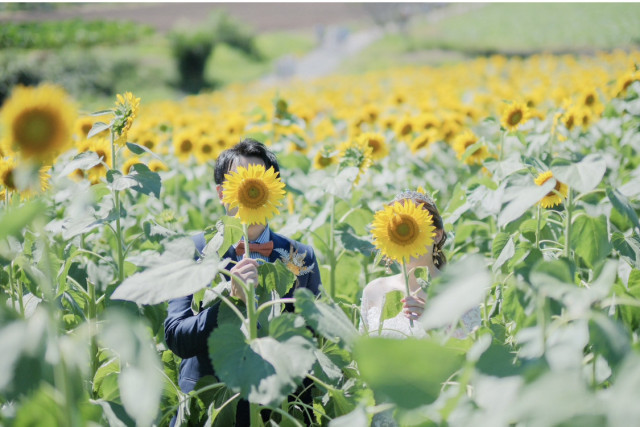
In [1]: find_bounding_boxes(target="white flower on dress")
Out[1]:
[274,244,315,276]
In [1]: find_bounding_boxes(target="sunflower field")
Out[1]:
[2,46,640,426]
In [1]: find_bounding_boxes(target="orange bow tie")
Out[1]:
[236,241,274,257]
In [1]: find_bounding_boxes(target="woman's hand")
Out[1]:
[229,258,259,304]
[402,290,426,321]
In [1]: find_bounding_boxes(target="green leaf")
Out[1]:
[607,187,640,232]
[476,340,522,377]
[335,223,375,254]
[498,179,555,227]
[258,260,296,297]
[87,121,112,138]
[57,151,102,177]
[492,232,511,259]
[208,323,316,406]
[493,236,515,273]
[130,163,162,198]
[380,290,403,323]
[354,337,465,409]
[111,239,226,304]
[570,214,611,268]
[588,313,630,371]
[551,154,607,193]
[295,288,358,350]
[328,405,368,427]
[421,255,490,330]
[93,358,120,401]
[612,232,640,268]
[0,199,45,240]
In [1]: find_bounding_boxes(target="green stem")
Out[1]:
[328,193,336,300]
[5,191,16,311]
[239,223,262,425]
[564,188,573,259]
[401,260,414,328]
[499,130,506,161]
[535,203,542,249]
[16,262,24,316]
[110,131,125,283]
[87,280,98,394]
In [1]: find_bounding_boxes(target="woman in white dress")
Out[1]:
[360,189,481,339]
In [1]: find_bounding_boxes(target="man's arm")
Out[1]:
[164,295,220,359]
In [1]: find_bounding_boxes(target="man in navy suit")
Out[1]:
[164,138,322,425]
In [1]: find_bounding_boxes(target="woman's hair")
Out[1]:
[391,190,447,269]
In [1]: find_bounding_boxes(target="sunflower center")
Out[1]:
[202,144,212,154]
[585,94,595,106]
[545,180,563,197]
[180,139,193,153]
[464,139,476,149]
[143,139,155,149]
[508,110,522,126]
[2,169,16,190]
[319,155,332,166]
[239,179,269,209]
[565,116,575,130]
[82,123,93,136]
[388,214,418,245]
[400,124,412,135]
[15,109,57,150]
[96,150,107,161]
[367,139,380,152]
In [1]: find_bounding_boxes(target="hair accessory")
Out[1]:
[392,189,436,207]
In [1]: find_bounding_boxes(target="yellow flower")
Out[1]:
[338,137,373,185]
[113,92,140,146]
[133,130,159,152]
[614,71,640,97]
[75,137,111,185]
[74,116,108,140]
[0,157,50,199]
[195,136,216,164]
[501,102,530,131]
[534,171,568,208]
[562,107,579,131]
[173,130,196,162]
[358,132,388,161]
[371,200,436,264]
[410,130,438,154]
[148,160,168,173]
[452,130,488,165]
[394,116,414,140]
[122,156,143,174]
[313,149,338,170]
[222,163,286,225]
[0,84,76,162]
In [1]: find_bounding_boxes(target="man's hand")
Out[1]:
[230,258,259,305]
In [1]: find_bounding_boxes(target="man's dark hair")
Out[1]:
[214,138,280,185]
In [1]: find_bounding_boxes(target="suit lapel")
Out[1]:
[268,232,291,263]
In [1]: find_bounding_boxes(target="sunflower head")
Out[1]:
[313,148,338,170]
[501,102,531,132]
[371,200,436,264]
[1,84,76,162]
[0,157,50,199]
[452,130,488,165]
[358,132,388,161]
[338,138,374,185]
[113,92,141,146]
[221,163,286,225]
[534,171,568,208]
[148,159,168,173]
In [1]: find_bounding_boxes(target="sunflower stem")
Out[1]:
[498,130,506,161]
[564,188,573,260]
[328,193,336,300]
[401,260,414,328]
[242,223,259,341]
[4,190,16,311]
[535,203,542,249]
[110,131,125,283]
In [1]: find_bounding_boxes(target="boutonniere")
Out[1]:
[274,244,315,276]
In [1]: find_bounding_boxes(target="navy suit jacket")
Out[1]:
[164,230,322,394]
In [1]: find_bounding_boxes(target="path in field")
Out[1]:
[258,3,487,85]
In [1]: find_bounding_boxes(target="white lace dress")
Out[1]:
[359,280,482,339]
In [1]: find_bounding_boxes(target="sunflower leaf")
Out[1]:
[607,187,640,233]
[87,121,112,139]
[551,154,607,193]
[570,214,611,268]
[0,199,45,240]
[57,151,102,177]
[380,290,403,324]
[498,178,555,227]
[125,142,163,161]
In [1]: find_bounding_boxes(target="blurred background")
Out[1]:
[2,2,640,109]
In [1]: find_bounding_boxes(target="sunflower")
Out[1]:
[113,92,140,146]
[452,130,488,165]
[122,156,143,174]
[371,200,436,264]
[173,130,196,162]
[410,130,438,154]
[358,132,388,161]
[338,137,373,185]
[1,84,76,162]
[313,148,338,170]
[417,113,440,131]
[222,164,286,225]
[614,71,640,97]
[394,116,414,140]
[75,137,111,185]
[501,102,530,132]
[195,136,216,164]
[0,157,50,199]
[148,159,168,173]
[562,107,579,131]
[133,130,159,152]
[534,171,568,208]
